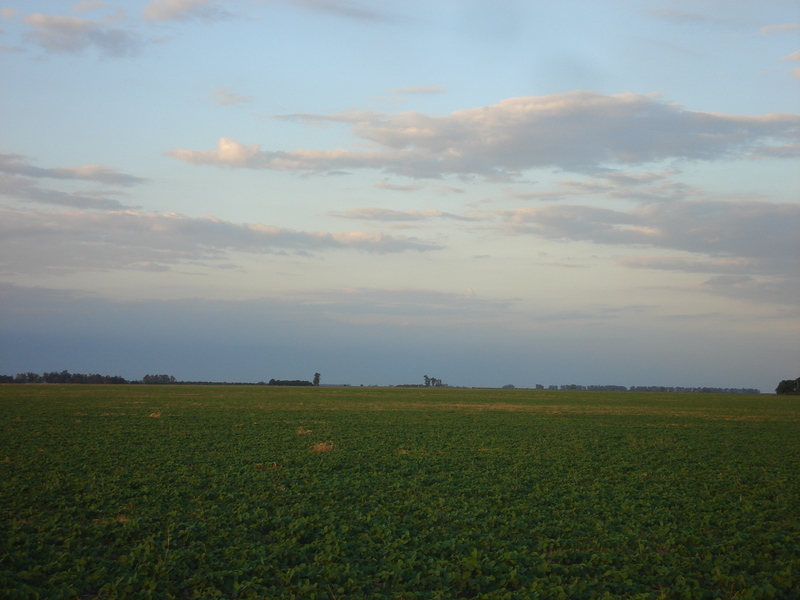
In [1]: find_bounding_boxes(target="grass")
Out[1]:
[1,384,798,599]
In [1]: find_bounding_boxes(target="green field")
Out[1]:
[1,385,798,599]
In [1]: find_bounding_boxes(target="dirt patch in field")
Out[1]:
[287,401,798,421]
[310,441,335,452]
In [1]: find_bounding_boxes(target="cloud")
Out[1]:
[0,153,147,186]
[373,182,424,193]
[0,154,146,210]
[495,198,799,303]
[23,13,142,57]
[691,275,799,307]
[143,0,230,22]
[749,144,800,159]
[210,86,252,106]
[498,200,799,267]
[508,170,697,203]
[649,9,724,25]
[0,208,440,275]
[759,23,800,35]
[72,2,108,11]
[618,256,761,275]
[778,51,800,80]
[389,86,448,95]
[372,181,465,195]
[0,175,132,210]
[169,92,800,178]
[168,137,401,175]
[614,261,799,307]
[284,0,395,22]
[330,207,475,222]
[1,9,18,19]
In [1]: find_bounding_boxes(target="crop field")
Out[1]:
[1,385,799,600]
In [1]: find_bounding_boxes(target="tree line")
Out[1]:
[529,384,760,394]
[0,371,128,384]
[3,371,790,393]
[776,377,800,395]
[0,372,323,386]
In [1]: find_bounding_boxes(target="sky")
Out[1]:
[0,0,798,391]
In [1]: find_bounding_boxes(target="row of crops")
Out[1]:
[1,385,798,599]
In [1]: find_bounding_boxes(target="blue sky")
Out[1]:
[1,0,798,390]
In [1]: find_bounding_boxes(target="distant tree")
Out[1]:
[424,375,431,388]
[313,373,321,387]
[15,372,43,383]
[502,384,515,389]
[143,374,176,384]
[776,378,800,395]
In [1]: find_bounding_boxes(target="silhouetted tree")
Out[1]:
[776,378,800,395]
[15,372,43,383]
[313,373,321,386]
[268,379,313,386]
[142,374,176,384]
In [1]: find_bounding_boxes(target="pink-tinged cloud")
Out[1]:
[168,92,800,178]
[0,153,147,187]
[496,199,799,278]
[23,13,141,56]
[210,86,252,106]
[143,0,229,21]
[759,23,800,35]
[330,207,477,222]
[0,209,441,275]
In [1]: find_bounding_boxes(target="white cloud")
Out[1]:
[0,153,147,186]
[169,92,800,178]
[330,207,476,222]
[780,50,800,61]
[0,175,132,210]
[1,8,18,19]
[0,153,147,210]
[283,0,394,22]
[142,0,393,23]
[23,13,142,57]
[72,2,108,11]
[759,23,800,35]
[0,208,441,275]
[507,170,698,204]
[372,181,465,195]
[373,182,425,193]
[649,9,724,25]
[143,0,230,22]
[210,86,252,106]
[388,86,447,95]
